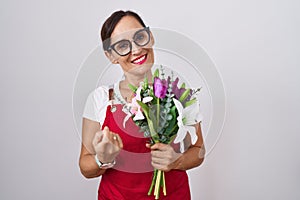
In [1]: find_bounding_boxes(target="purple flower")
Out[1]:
[171,77,182,99]
[171,77,192,103]
[154,77,167,98]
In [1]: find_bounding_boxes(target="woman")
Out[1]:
[79,10,205,200]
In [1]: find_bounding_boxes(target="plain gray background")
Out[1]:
[1,0,299,199]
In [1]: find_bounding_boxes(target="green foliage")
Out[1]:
[128,84,138,92]
[143,76,148,90]
[179,88,190,102]
[153,68,159,78]
[164,105,179,138]
[180,82,185,89]
[185,98,197,107]
[137,100,159,143]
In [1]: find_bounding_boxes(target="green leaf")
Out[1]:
[184,98,197,107]
[153,68,159,78]
[149,108,157,132]
[164,105,178,136]
[148,118,158,142]
[128,84,138,92]
[143,76,148,90]
[137,100,149,118]
[179,88,190,102]
[137,101,158,142]
[180,82,186,89]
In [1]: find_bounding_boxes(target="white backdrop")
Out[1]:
[1,0,299,200]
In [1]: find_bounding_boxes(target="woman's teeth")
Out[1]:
[132,55,147,64]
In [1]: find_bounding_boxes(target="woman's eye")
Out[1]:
[135,33,145,42]
[116,42,129,50]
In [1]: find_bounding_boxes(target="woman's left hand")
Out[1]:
[146,143,181,172]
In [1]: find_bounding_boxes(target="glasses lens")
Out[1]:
[113,40,131,56]
[133,29,150,46]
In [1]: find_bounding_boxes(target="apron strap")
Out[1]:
[108,84,114,101]
[109,88,114,101]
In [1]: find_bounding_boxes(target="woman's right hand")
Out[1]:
[92,126,123,163]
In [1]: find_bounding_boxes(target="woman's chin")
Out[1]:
[128,63,153,75]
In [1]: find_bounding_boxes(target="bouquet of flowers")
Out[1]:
[125,66,202,199]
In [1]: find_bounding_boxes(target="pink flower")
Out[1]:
[130,87,144,121]
[123,86,153,127]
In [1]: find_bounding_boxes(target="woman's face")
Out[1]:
[106,16,154,76]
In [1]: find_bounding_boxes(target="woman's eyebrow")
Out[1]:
[111,28,144,41]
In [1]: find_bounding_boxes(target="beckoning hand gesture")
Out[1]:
[92,126,123,163]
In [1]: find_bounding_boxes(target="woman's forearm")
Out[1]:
[172,146,205,170]
[79,154,106,178]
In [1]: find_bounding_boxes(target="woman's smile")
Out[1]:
[131,54,147,65]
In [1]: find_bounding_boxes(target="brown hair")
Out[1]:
[101,10,146,51]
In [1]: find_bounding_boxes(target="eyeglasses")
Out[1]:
[108,27,151,56]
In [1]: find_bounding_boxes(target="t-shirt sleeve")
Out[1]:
[82,86,109,125]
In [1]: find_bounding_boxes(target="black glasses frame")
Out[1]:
[108,27,151,56]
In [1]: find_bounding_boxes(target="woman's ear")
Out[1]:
[105,51,118,64]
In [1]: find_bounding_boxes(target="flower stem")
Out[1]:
[156,97,160,128]
[154,170,162,199]
[148,169,157,196]
[162,171,166,196]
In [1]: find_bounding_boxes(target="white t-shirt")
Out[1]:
[82,82,125,127]
[83,81,203,125]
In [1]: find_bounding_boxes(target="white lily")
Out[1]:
[172,98,203,144]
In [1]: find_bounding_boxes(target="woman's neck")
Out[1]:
[119,71,152,103]
[122,71,152,87]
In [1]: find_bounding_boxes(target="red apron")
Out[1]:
[98,104,191,200]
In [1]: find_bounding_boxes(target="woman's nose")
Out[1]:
[131,42,142,55]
